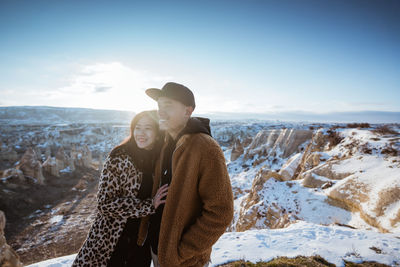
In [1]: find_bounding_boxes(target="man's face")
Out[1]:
[157,97,193,132]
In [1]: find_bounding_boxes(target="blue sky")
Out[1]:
[0,0,399,115]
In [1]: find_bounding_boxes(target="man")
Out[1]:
[137,82,234,267]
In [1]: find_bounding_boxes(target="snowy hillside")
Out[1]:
[226,125,400,234]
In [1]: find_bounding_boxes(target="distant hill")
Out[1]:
[198,110,400,123]
[0,106,135,125]
[1,106,399,124]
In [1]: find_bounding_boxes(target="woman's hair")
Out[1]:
[110,110,163,160]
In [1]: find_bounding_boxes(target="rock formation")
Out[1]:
[0,143,19,163]
[43,147,75,177]
[235,168,294,231]
[327,173,400,233]
[294,129,332,179]
[42,157,59,177]
[44,146,51,159]
[55,147,68,171]
[0,211,23,267]
[232,126,400,233]
[278,152,303,180]
[244,129,312,163]
[295,128,400,232]
[71,144,92,168]
[42,144,94,177]
[97,151,105,170]
[302,172,332,188]
[0,168,24,181]
[56,147,75,172]
[15,147,45,184]
[230,138,244,161]
[33,147,42,161]
[299,160,353,182]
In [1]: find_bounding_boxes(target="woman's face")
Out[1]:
[133,116,158,150]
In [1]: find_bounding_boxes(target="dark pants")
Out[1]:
[107,218,151,267]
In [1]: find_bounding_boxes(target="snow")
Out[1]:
[233,178,353,229]
[26,221,400,267]
[1,176,13,182]
[212,221,400,266]
[308,173,333,183]
[49,215,63,224]
[60,166,72,173]
[229,163,262,196]
[26,254,76,267]
[323,129,400,233]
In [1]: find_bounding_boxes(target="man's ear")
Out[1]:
[185,106,194,117]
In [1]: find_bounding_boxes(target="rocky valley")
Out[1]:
[0,106,399,266]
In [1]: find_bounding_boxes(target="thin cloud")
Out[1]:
[93,86,112,93]
[350,101,388,106]
[44,62,174,111]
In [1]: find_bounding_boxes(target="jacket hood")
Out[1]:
[181,117,212,137]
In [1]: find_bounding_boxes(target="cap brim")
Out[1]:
[145,88,163,101]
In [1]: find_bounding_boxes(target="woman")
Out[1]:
[72,110,168,267]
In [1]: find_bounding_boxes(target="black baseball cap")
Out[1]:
[145,82,196,110]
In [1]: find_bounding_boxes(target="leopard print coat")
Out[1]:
[72,150,156,267]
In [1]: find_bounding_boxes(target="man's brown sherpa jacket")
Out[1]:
[138,117,234,267]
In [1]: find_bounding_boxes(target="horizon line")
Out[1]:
[1,105,399,115]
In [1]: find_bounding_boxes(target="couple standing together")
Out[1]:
[72,82,234,267]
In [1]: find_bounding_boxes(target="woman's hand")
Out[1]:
[153,184,169,209]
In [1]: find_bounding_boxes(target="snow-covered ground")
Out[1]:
[212,221,400,266]
[26,221,400,267]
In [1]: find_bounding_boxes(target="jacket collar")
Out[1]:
[163,132,191,149]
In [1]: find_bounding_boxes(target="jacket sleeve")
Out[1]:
[96,154,156,219]
[177,141,234,262]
